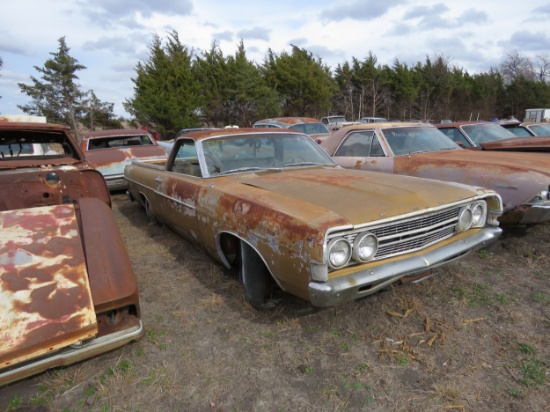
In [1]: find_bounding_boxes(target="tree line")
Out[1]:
[5,32,550,141]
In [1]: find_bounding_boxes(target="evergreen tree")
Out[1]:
[124,31,203,139]
[18,37,87,140]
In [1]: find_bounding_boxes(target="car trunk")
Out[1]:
[0,204,97,369]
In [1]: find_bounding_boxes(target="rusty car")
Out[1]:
[499,122,550,137]
[125,128,502,310]
[0,120,144,386]
[80,129,167,191]
[320,122,550,225]
[435,121,550,152]
[253,117,332,143]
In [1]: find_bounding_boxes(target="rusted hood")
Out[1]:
[85,146,167,176]
[229,167,484,225]
[0,205,97,369]
[413,150,550,175]
[480,136,550,151]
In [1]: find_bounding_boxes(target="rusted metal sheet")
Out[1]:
[0,166,111,211]
[0,204,97,369]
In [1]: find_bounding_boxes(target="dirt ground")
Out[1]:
[1,193,549,411]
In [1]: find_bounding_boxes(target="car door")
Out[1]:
[155,139,202,243]
[331,129,395,172]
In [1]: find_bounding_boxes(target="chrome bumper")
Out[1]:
[0,321,144,387]
[519,204,550,225]
[308,227,502,307]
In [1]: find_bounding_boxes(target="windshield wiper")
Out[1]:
[282,162,326,167]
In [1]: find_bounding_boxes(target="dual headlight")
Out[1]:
[456,201,487,232]
[327,232,378,269]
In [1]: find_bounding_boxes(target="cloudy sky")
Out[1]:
[1,0,549,118]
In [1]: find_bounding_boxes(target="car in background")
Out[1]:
[253,117,331,143]
[361,117,387,123]
[0,120,144,386]
[80,129,167,191]
[125,127,502,309]
[435,121,550,152]
[500,122,550,137]
[320,122,550,225]
[321,115,360,132]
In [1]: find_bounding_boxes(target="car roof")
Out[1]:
[175,127,303,143]
[82,129,149,139]
[254,117,323,127]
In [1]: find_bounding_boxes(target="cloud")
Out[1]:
[499,31,550,52]
[321,0,404,22]
[403,3,449,20]
[532,4,550,14]
[237,27,271,41]
[76,0,193,28]
[213,31,233,42]
[0,30,31,56]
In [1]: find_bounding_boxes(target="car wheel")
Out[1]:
[239,241,278,310]
[143,197,159,225]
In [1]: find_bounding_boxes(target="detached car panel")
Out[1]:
[125,128,502,309]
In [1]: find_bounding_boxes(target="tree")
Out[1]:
[499,50,535,84]
[18,37,87,139]
[124,31,203,139]
[82,90,123,130]
[262,45,336,118]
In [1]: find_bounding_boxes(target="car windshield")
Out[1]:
[289,123,330,135]
[87,134,154,150]
[462,123,516,144]
[382,126,461,156]
[200,132,335,176]
[0,131,73,159]
[529,124,550,136]
[329,117,347,123]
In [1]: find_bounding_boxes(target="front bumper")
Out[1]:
[308,227,502,307]
[519,204,550,225]
[0,320,144,387]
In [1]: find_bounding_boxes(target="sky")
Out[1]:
[1,0,550,118]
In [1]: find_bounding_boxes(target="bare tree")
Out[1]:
[499,50,535,84]
[534,54,550,83]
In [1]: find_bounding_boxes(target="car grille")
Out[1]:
[336,207,461,264]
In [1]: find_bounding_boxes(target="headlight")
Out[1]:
[352,232,378,262]
[328,238,352,269]
[456,201,488,232]
[471,202,487,227]
[456,206,473,232]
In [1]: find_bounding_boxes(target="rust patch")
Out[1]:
[0,204,97,368]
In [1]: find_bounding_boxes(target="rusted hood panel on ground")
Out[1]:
[228,167,486,225]
[0,204,97,369]
[85,146,166,177]
[480,136,550,151]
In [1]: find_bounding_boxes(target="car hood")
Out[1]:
[0,204,97,369]
[229,166,487,226]
[412,149,550,174]
[479,136,550,151]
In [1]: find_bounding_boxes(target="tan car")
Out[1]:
[125,128,502,310]
[253,117,332,143]
[80,129,167,191]
[0,121,143,386]
[320,122,550,225]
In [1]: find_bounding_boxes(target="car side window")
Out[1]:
[439,128,471,147]
[334,131,383,157]
[169,140,202,177]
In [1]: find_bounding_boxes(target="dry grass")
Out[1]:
[1,195,549,411]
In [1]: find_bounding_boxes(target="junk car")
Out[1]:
[321,122,550,225]
[125,128,502,310]
[0,121,143,386]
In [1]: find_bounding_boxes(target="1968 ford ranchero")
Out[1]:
[125,128,503,310]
